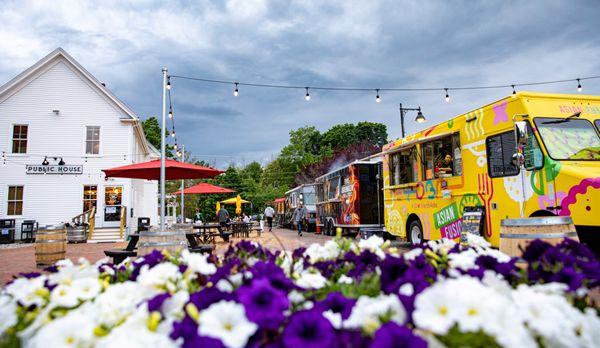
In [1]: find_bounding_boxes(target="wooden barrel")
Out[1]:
[35,225,67,267]
[138,229,187,256]
[500,216,579,258]
[67,226,87,243]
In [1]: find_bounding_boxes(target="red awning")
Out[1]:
[173,182,235,195]
[274,198,286,203]
[103,159,222,180]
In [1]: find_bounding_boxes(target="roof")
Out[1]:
[173,182,235,195]
[315,156,382,182]
[0,47,154,155]
[285,183,317,195]
[274,198,286,203]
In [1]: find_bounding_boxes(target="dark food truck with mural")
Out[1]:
[284,184,317,231]
[315,158,384,236]
[274,198,286,227]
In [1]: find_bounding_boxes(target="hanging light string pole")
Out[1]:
[160,68,169,231]
[180,144,185,222]
[399,103,426,138]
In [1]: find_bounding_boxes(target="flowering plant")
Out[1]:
[0,236,598,348]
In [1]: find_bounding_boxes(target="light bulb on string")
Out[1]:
[168,110,173,118]
[511,85,516,97]
[445,88,450,102]
[577,79,582,92]
[375,89,381,103]
[166,78,171,90]
[304,87,311,101]
[174,144,178,150]
[233,82,239,97]
[171,131,176,138]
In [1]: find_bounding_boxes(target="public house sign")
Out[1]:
[26,165,83,175]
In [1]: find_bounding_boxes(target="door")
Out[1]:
[104,186,123,227]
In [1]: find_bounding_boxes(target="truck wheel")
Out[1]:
[407,220,423,246]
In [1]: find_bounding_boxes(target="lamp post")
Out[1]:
[399,103,426,138]
[160,68,168,231]
[180,144,185,222]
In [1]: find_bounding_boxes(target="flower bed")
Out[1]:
[1,235,599,347]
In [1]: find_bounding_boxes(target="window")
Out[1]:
[486,131,519,178]
[421,134,461,180]
[595,120,600,132]
[86,126,100,154]
[83,185,97,212]
[12,125,28,154]
[389,147,418,185]
[7,186,24,215]
[534,118,600,160]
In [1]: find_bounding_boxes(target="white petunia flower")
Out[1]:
[447,249,478,271]
[26,307,96,348]
[304,240,341,263]
[295,270,328,289]
[337,274,353,284]
[5,276,47,308]
[465,234,491,248]
[358,235,386,258]
[50,284,80,308]
[426,238,456,253]
[0,294,17,333]
[323,310,342,329]
[137,263,182,291]
[399,283,414,296]
[180,250,217,275]
[344,294,406,332]
[92,281,156,327]
[198,301,257,348]
[403,248,423,261]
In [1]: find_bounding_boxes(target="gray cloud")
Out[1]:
[1,0,600,168]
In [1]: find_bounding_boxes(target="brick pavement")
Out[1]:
[0,228,331,286]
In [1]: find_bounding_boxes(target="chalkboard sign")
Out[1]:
[461,206,485,245]
[486,131,518,178]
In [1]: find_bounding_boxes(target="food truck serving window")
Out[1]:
[421,134,461,180]
[389,147,418,185]
[534,117,600,160]
[486,131,519,178]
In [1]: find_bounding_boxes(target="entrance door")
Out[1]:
[104,186,123,227]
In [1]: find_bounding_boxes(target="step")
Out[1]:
[89,228,124,243]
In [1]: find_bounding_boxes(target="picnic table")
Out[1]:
[230,221,251,238]
[190,223,231,244]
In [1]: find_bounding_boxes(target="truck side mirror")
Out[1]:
[514,121,529,146]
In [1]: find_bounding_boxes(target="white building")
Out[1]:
[0,48,159,240]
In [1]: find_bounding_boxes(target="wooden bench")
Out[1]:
[189,244,214,254]
[104,249,137,264]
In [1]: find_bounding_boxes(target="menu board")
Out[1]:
[461,206,485,244]
[486,132,519,177]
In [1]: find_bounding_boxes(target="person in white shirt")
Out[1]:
[243,214,251,223]
[264,206,275,231]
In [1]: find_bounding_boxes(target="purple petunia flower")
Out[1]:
[238,277,289,330]
[314,292,356,320]
[147,292,171,313]
[249,261,296,292]
[521,239,552,263]
[188,287,235,311]
[371,322,427,348]
[282,310,336,348]
[18,272,41,279]
[379,256,409,293]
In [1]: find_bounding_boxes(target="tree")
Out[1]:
[322,123,357,150]
[356,122,388,148]
[141,116,174,158]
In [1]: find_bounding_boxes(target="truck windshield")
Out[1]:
[534,117,600,160]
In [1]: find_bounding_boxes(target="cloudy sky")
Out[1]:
[1,0,599,168]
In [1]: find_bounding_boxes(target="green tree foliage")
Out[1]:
[141,116,174,158]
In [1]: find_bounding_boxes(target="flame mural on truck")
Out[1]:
[339,165,361,225]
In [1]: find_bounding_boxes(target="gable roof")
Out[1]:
[0,47,154,155]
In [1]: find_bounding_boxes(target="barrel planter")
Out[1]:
[500,216,578,258]
[67,225,87,243]
[137,229,187,256]
[35,225,67,267]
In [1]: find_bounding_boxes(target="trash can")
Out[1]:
[67,224,87,243]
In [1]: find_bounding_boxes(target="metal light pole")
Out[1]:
[399,103,426,138]
[180,145,185,222]
[160,68,168,230]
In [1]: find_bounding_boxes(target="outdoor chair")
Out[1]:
[189,244,214,254]
[104,233,138,264]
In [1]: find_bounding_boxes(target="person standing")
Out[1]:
[218,205,230,227]
[264,205,275,231]
[292,203,308,237]
[193,208,204,224]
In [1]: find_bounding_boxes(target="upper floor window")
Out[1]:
[86,126,100,154]
[421,133,461,180]
[7,186,24,215]
[12,125,28,154]
[389,147,418,185]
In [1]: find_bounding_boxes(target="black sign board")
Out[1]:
[26,165,83,175]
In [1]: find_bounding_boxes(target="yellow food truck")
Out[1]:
[382,91,600,248]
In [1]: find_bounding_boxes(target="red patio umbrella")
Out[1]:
[173,182,235,195]
[103,159,222,180]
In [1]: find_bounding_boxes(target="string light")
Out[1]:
[512,85,516,97]
[577,79,582,92]
[174,144,178,150]
[375,89,381,103]
[171,131,176,138]
[166,77,171,90]
[304,87,310,101]
[445,88,450,102]
[233,82,239,97]
[168,110,173,118]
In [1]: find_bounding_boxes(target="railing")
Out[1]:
[72,206,96,240]
[119,206,127,239]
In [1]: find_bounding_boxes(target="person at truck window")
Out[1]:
[437,154,454,176]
